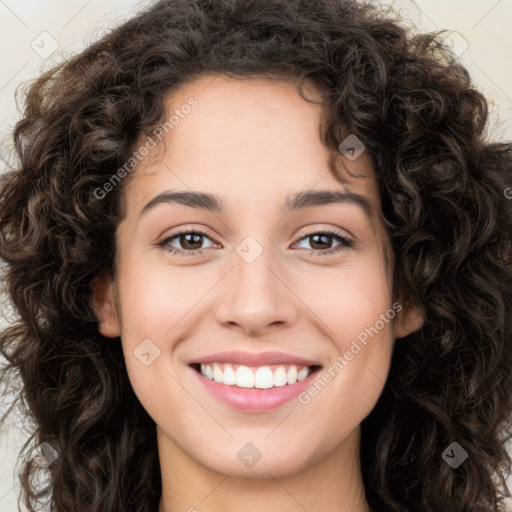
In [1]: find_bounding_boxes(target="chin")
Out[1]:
[193,441,319,479]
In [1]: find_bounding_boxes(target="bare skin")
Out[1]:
[93,75,424,512]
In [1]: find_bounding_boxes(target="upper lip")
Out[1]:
[188,350,322,367]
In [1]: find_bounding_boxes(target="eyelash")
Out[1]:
[156,227,354,257]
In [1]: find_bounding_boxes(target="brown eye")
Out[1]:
[176,233,204,250]
[157,229,217,255]
[294,230,354,255]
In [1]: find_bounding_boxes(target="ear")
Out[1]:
[91,273,121,338]
[393,302,425,340]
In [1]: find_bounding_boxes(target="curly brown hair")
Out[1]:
[1,0,512,511]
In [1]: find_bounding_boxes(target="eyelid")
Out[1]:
[156,224,354,257]
[297,226,352,242]
[157,225,219,243]
[156,226,220,250]
[291,227,354,254]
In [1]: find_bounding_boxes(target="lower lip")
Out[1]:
[190,366,321,412]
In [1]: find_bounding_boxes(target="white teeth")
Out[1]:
[286,365,297,385]
[197,363,314,388]
[213,363,223,383]
[273,366,288,386]
[222,364,236,385]
[297,367,309,381]
[235,366,254,388]
[254,366,274,389]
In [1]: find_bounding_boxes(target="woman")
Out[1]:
[1,1,511,511]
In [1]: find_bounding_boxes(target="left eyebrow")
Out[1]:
[139,189,372,218]
[282,190,372,217]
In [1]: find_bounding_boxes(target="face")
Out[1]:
[93,75,423,478]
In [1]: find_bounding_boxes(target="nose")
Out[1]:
[213,247,300,337]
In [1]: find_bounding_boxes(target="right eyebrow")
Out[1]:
[140,190,223,218]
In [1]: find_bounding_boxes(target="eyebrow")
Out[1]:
[139,189,372,218]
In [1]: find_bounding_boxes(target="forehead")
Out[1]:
[123,74,379,217]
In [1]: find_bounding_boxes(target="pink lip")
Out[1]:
[187,350,322,367]
[190,365,321,412]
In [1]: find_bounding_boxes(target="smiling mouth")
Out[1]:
[190,362,322,389]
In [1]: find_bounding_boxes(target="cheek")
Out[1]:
[115,257,217,413]
[304,254,392,344]
[300,250,394,402]
[116,254,211,339]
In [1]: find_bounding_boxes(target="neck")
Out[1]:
[156,426,371,512]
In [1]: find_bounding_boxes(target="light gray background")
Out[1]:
[1,0,511,510]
